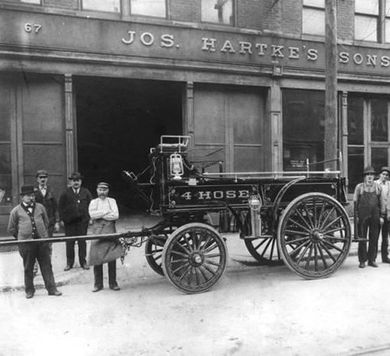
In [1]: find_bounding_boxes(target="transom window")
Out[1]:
[130,0,166,18]
[82,0,120,13]
[201,0,234,25]
[355,0,390,43]
[302,0,325,36]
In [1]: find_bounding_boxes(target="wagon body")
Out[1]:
[125,136,352,293]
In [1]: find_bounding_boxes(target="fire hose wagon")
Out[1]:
[1,135,353,294]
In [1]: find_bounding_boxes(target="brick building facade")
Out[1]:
[1,0,390,234]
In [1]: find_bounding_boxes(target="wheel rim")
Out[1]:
[278,193,351,279]
[162,223,227,294]
[145,235,166,276]
[243,212,283,265]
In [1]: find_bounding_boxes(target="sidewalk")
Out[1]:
[0,214,163,293]
[0,215,360,293]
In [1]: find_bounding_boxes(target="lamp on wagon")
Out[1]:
[170,152,184,180]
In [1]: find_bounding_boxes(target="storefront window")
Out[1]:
[130,0,166,17]
[371,98,388,142]
[201,0,234,25]
[82,0,120,13]
[348,147,364,193]
[0,82,12,206]
[283,89,325,171]
[372,147,388,173]
[347,96,364,145]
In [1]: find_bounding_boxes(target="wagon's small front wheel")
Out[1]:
[277,192,351,279]
[162,223,227,294]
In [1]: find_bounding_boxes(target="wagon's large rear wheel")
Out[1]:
[277,192,351,279]
[162,223,227,294]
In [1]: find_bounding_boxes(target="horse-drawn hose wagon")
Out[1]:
[121,135,352,293]
[1,135,353,294]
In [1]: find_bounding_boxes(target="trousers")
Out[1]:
[93,260,117,288]
[18,242,57,294]
[64,220,88,267]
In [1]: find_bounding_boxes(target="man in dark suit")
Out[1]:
[58,172,92,271]
[33,169,60,275]
[34,169,60,238]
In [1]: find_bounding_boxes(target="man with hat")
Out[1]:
[88,182,122,292]
[33,169,60,275]
[354,166,383,268]
[58,172,92,271]
[7,185,62,298]
[376,166,390,263]
[34,169,60,238]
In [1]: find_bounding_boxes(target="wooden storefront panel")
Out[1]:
[193,85,265,173]
[21,75,66,194]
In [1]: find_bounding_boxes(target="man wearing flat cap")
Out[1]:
[59,172,92,271]
[88,182,122,292]
[376,166,390,263]
[8,185,62,298]
[353,166,383,268]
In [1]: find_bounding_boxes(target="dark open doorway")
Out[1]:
[75,77,183,210]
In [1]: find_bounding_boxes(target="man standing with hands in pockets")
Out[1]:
[88,182,122,292]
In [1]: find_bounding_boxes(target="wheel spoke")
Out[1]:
[305,243,314,269]
[174,241,191,255]
[203,242,218,254]
[205,259,222,267]
[285,229,309,236]
[269,237,276,260]
[289,240,310,259]
[171,250,189,258]
[182,233,194,252]
[296,243,311,264]
[260,238,273,259]
[178,264,192,282]
[204,253,222,258]
[302,202,315,228]
[321,239,344,253]
[253,237,269,251]
[172,262,190,274]
[285,236,310,245]
[317,242,328,268]
[318,207,336,230]
[198,265,209,281]
[321,215,343,232]
[202,262,217,276]
[318,240,336,262]
[313,244,319,271]
[316,200,326,228]
[289,214,312,233]
[323,226,346,235]
[323,235,347,242]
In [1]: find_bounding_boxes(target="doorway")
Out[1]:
[75,76,183,210]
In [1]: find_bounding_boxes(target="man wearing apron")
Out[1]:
[88,182,122,292]
[354,166,383,268]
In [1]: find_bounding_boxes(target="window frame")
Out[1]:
[129,0,168,19]
[302,0,325,36]
[81,0,121,14]
[200,0,236,27]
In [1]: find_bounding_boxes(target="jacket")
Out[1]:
[8,203,49,240]
[34,184,59,226]
[58,187,92,225]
